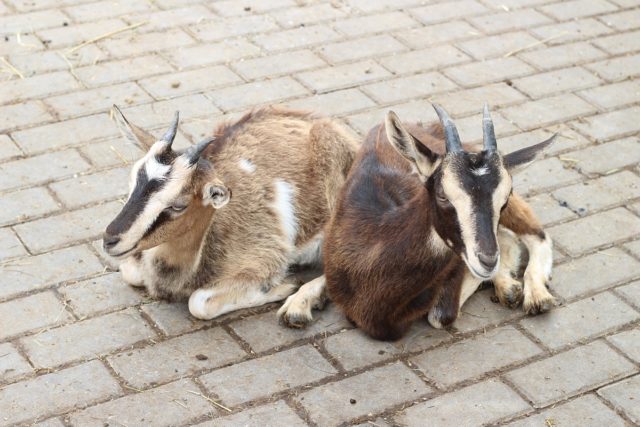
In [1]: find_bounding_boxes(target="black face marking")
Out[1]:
[105,165,167,236]
[142,210,172,239]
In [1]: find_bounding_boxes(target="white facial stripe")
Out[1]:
[145,158,171,180]
[239,158,256,173]
[472,166,489,176]
[272,179,298,246]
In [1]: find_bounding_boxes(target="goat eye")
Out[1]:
[168,204,187,213]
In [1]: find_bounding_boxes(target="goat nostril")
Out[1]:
[478,253,497,269]
[103,234,120,249]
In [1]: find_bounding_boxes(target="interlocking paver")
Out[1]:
[0,186,59,226]
[362,71,456,104]
[50,167,128,208]
[458,31,539,60]
[599,9,640,31]
[297,60,391,94]
[469,8,552,33]
[500,94,597,130]
[379,45,470,75]
[410,0,488,24]
[192,401,305,427]
[571,106,640,142]
[587,53,640,81]
[0,71,80,105]
[579,79,640,109]
[167,39,261,69]
[320,34,406,64]
[598,374,640,424]
[285,88,375,116]
[0,228,28,261]
[531,18,614,45]
[233,49,326,79]
[211,0,295,16]
[0,291,72,340]
[37,18,128,49]
[209,77,309,111]
[518,42,608,71]
[616,280,640,308]
[253,24,341,51]
[0,101,53,133]
[0,134,21,161]
[0,342,32,383]
[443,56,535,87]
[75,55,173,87]
[333,11,418,37]
[540,0,617,20]
[100,28,196,58]
[593,29,640,55]
[190,15,278,41]
[430,83,526,116]
[139,65,241,99]
[607,329,640,363]
[513,67,602,98]
[394,21,478,48]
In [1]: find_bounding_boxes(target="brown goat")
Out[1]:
[324,105,555,341]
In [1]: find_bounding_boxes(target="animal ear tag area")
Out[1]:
[203,183,231,209]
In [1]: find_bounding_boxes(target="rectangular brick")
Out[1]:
[119,95,219,129]
[124,5,215,32]
[139,65,240,99]
[0,228,27,262]
[0,101,52,133]
[470,8,552,33]
[140,301,212,336]
[458,31,539,60]
[0,9,68,34]
[22,308,155,368]
[514,67,602,98]
[505,395,626,427]
[507,341,637,407]
[396,379,529,426]
[579,79,640,109]
[12,114,117,154]
[453,288,524,333]
[522,292,638,349]
[61,273,144,318]
[75,55,173,87]
[253,24,341,51]
[379,45,469,75]
[0,149,90,191]
[7,45,103,76]
[333,11,418,36]
[200,345,336,406]
[518,42,608,71]
[443,56,534,87]
[598,374,640,424]
[0,187,59,226]
[501,94,596,130]
[50,167,129,208]
[363,71,456,104]
[0,361,121,425]
[297,60,390,93]
[502,125,590,157]
[594,29,640,55]
[194,401,305,427]
[0,134,21,161]
[0,71,79,105]
[525,194,576,225]
[8,0,94,11]
[64,0,153,22]
[37,18,127,49]
[166,38,261,69]
[513,157,583,195]
[100,28,195,58]
[587,54,640,81]
[296,362,430,426]
[430,83,526,117]
[572,106,640,142]
[285,88,375,116]
[0,342,32,384]
[346,0,424,13]
[608,329,640,363]
[190,15,278,41]
[79,136,145,168]
[567,138,640,175]
[541,0,617,20]
[321,34,406,64]
[394,21,480,48]
[208,77,308,111]
[617,280,640,308]
[107,328,246,388]
[454,110,519,143]
[14,201,122,253]
[531,18,613,45]
[410,0,488,24]
[46,82,153,119]
[233,49,326,79]
[273,3,345,27]
[211,0,295,16]
[0,33,44,56]
[0,291,72,339]
[0,245,103,299]
[549,208,640,256]
[599,9,640,30]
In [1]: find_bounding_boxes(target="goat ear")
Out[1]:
[503,133,556,174]
[202,182,231,209]
[112,105,156,150]
[385,111,438,176]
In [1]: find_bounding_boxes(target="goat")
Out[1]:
[102,106,357,322]
[323,104,556,341]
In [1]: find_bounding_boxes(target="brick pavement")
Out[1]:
[0,0,639,425]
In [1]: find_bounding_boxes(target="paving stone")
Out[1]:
[458,31,539,60]
[552,171,640,215]
[14,201,122,253]
[567,138,640,175]
[572,106,640,142]
[0,9,68,34]
[120,95,219,128]
[50,167,129,208]
[333,11,418,37]
[7,45,104,77]
[346,0,424,12]
[190,15,278,41]
[107,327,246,388]
[0,291,72,339]
[139,65,241,99]
[430,83,526,117]
[599,8,640,31]
[410,0,488,24]
[69,379,213,427]
[79,136,145,168]
[75,55,173,87]
[0,101,53,133]
[518,42,608,71]
[46,82,153,119]
[593,29,640,55]
[506,340,637,407]
[12,113,118,154]
[362,71,456,104]
[140,301,214,336]
[607,329,640,363]
[233,49,326,79]
[616,281,640,309]
[0,360,121,425]
[0,33,44,56]
[229,303,351,353]
[320,34,406,64]
[33,418,66,427]
[0,227,27,261]
[167,38,261,69]
[541,0,617,20]
[253,24,341,51]
[194,401,305,426]
[297,60,391,94]
[394,21,479,48]
[505,394,626,427]
[296,362,430,426]
[412,326,542,387]
[514,67,602,98]
[60,273,146,318]
[454,288,525,333]
[625,240,640,259]
[379,45,470,75]
[587,54,640,81]
[123,5,216,32]
[469,8,552,33]
[37,18,128,49]
[553,248,640,300]
[549,208,640,256]
[449,111,519,143]
[443,56,535,87]
[64,0,153,22]
[532,18,614,45]
[0,245,103,299]
[525,193,577,225]
[200,345,336,406]
[579,79,640,109]
[284,88,375,116]
[0,342,32,383]
[598,374,640,424]
[22,308,155,368]
[395,379,530,427]
[273,3,345,28]
[513,157,583,195]
[209,77,309,111]
[0,186,59,226]
[100,28,196,58]
[346,98,438,135]
[0,134,21,161]
[0,71,80,105]
[500,94,597,131]
[324,326,452,370]
[521,292,638,349]
[211,0,295,16]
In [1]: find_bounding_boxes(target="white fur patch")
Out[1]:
[239,158,256,173]
[472,166,489,176]
[272,179,298,245]
[145,158,170,180]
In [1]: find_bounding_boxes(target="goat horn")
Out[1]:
[161,111,180,147]
[482,103,497,152]
[185,136,216,165]
[432,104,462,153]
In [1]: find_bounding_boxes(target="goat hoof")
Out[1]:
[496,280,524,309]
[523,289,556,315]
[279,311,313,329]
[277,294,313,329]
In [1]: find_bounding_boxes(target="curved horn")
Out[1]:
[161,111,180,147]
[482,103,497,152]
[185,136,216,165]
[432,104,462,153]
